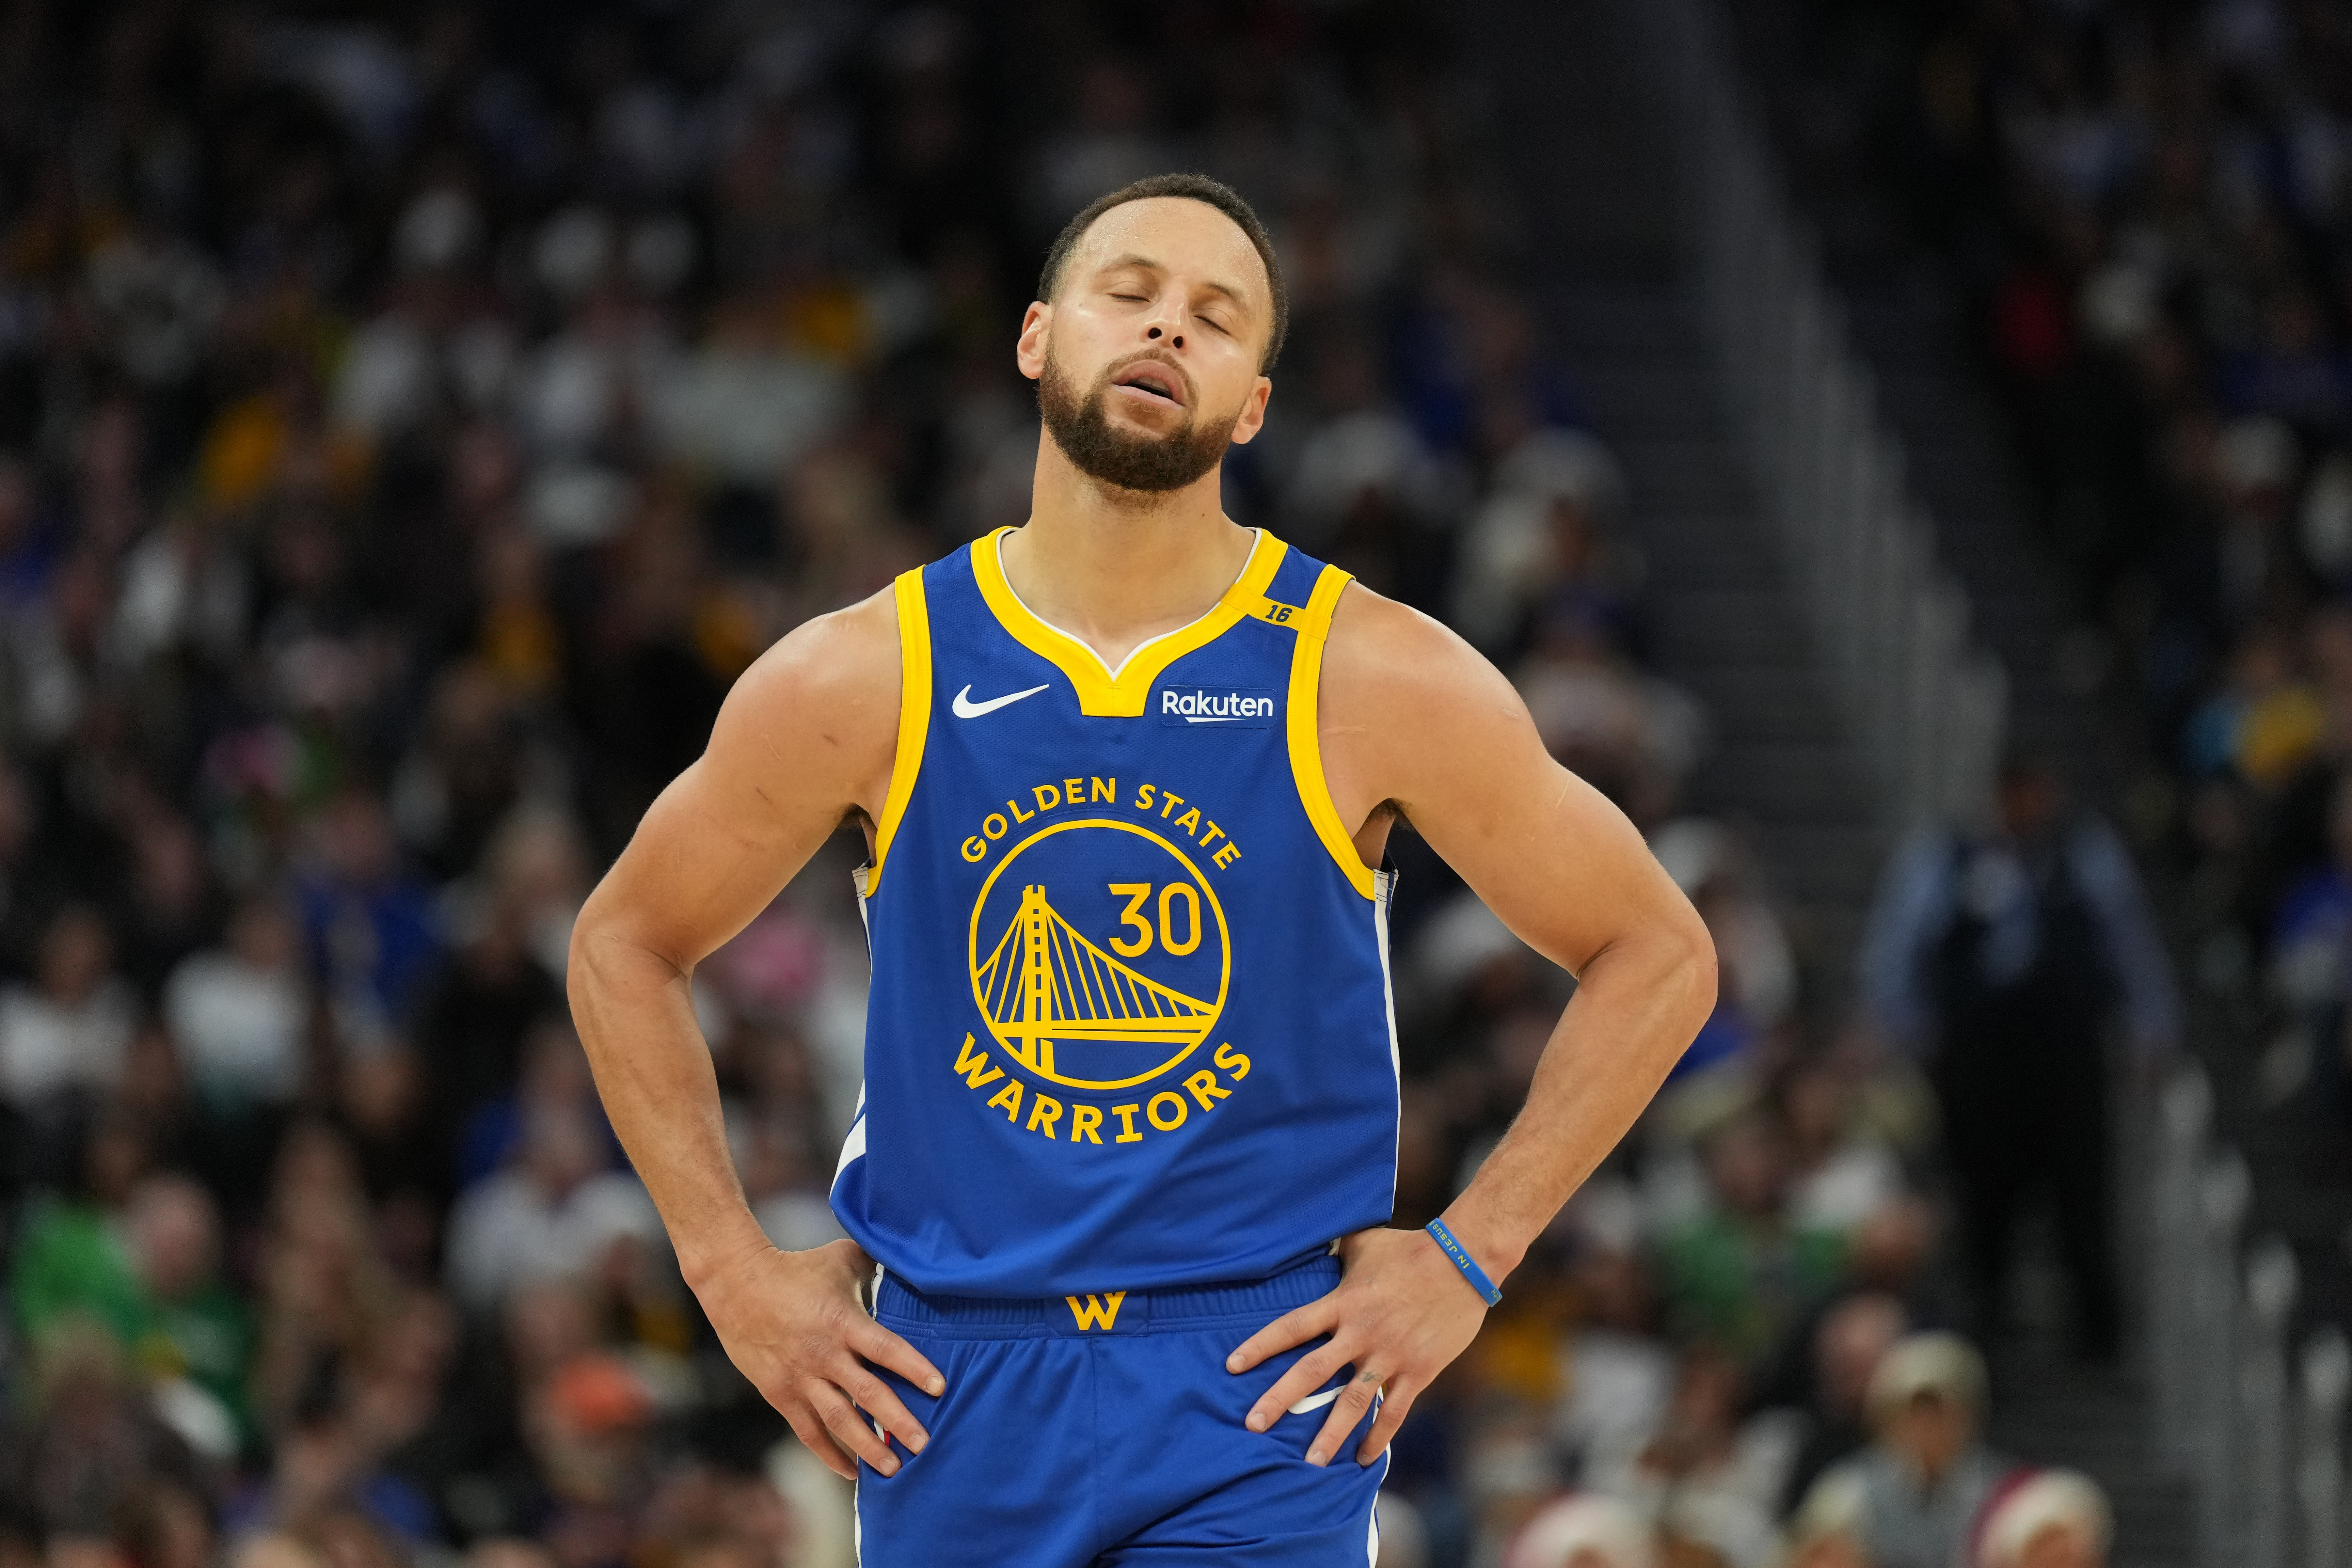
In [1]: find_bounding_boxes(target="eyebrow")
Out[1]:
[1095,252,1257,317]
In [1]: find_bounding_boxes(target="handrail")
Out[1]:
[2301,1328,2348,1568]
[2246,1237,2302,1568]
[2197,1153,2253,1564]
[2152,1068,2213,1467]
[1607,0,2006,829]
[2144,1059,2350,1566]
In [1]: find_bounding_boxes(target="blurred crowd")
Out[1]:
[0,2,2132,1568]
[1803,0,2352,1137]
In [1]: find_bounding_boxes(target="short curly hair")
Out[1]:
[1035,172,1289,371]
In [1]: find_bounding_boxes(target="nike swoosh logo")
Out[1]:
[951,682,1051,718]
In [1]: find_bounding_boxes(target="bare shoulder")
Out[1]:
[732,585,899,712]
[709,584,903,815]
[1320,583,1535,747]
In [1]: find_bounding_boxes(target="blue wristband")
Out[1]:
[1424,1218,1502,1306]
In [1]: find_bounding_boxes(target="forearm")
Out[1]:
[1439,927,1713,1280]
[569,923,776,1289]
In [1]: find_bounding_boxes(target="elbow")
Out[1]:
[1673,910,1719,1035]
[565,895,624,1013]
[565,893,689,1021]
[565,912,600,1014]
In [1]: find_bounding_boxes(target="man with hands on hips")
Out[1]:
[567,172,1714,1566]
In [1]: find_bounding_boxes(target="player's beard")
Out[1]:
[1038,347,1238,495]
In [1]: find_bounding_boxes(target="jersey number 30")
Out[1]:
[1106,883,1204,958]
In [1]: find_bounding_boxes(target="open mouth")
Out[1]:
[1110,360,1188,409]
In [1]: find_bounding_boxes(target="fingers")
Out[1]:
[1305,1368,1385,1467]
[839,1361,930,1454]
[781,1405,859,1482]
[1354,1375,1417,1466]
[1226,1296,1339,1375]
[811,1383,901,1476]
[851,1316,948,1397]
[1246,1340,1352,1433]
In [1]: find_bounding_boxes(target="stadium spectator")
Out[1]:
[1772,1062,1906,1237]
[0,906,137,1129]
[1969,1468,2112,1568]
[11,1109,157,1355]
[442,1102,660,1315]
[166,897,308,1113]
[1649,1111,1846,1370]
[1583,1344,1786,1565]
[1502,1493,1657,1568]
[1858,753,2177,1360]
[1550,1216,1677,1493]
[294,787,441,1043]
[1796,1332,2009,1568]
[1769,1292,1911,1519]
[123,1173,257,1456]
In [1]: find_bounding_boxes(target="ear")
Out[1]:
[1226,376,1275,447]
[1015,302,1050,382]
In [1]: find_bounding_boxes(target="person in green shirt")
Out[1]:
[11,1190,146,1347]
[124,1172,257,1447]
[10,1110,153,1348]
[1653,1110,1848,1366]
[11,1155,255,1451]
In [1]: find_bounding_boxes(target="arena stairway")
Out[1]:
[1453,0,1885,1010]
[1703,5,2205,1561]
[1457,0,2195,1561]
[1702,12,2352,1543]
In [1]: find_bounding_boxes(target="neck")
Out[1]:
[1002,434,1257,668]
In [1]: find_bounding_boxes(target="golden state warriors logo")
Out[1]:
[968,819,1230,1091]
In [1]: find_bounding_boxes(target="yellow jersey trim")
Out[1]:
[970,527,1290,717]
[1286,565,1378,900]
[869,567,933,894]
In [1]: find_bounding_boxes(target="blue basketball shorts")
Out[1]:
[854,1253,1387,1566]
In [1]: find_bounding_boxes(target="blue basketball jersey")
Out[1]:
[830,526,1400,1297]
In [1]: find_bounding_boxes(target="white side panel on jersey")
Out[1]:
[1374,868,1402,1213]
[833,1110,867,1185]
[838,872,872,1193]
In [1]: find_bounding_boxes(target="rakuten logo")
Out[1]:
[1158,687,1278,727]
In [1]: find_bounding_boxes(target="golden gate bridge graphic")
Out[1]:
[972,885,1217,1077]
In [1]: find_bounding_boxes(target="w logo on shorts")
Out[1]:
[1065,1292,1128,1331]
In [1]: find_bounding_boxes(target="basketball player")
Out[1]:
[568,173,1715,1565]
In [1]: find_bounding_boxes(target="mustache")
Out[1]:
[1096,349,1197,406]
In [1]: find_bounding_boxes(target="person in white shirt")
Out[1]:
[165,897,309,1111]
[0,904,136,1112]
[443,1100,663,1312]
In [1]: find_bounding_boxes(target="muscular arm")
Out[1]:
[1232,584,1716,1462]
[568,590,942,1478]
[1323,587,1717,1277]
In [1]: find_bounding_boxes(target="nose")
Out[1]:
[1144,303,1184,351]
